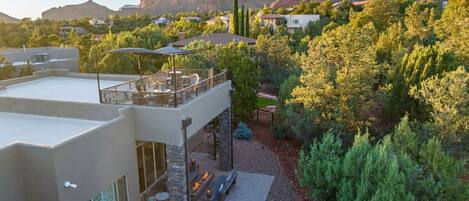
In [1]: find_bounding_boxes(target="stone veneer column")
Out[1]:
[218,108,233,171]
[166,144,188,201]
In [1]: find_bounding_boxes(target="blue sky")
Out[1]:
[0,0,138,19]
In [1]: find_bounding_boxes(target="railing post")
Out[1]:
[208,68,214,89]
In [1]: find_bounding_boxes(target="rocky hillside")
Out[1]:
[140,0,276,14]
[0,12,20,23]
[42,0,116,21]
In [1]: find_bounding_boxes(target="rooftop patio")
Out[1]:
[100,68,227,108]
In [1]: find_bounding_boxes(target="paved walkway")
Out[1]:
[226,172,274,201]
[190,153,275,201]
[190,137,302,201]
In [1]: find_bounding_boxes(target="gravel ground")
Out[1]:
[233,138,303,201]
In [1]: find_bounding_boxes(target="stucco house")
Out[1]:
[261,14,320,33]
[0,66,233,201]
[0,47,79,72]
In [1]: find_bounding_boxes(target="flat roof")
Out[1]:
[0,112,105,149]
[0,76,123,103]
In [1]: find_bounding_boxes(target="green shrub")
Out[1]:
[215,43,259,121]
[297,131,343,200]
[297,117,469,201]
[278,74,300,104]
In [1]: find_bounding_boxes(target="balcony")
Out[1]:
[100,69,227,108]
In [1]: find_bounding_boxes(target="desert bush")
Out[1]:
[297,116,469,201]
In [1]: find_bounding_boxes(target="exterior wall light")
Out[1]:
[64,181,78,189]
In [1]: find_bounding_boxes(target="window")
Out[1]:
[90,176,128,201]
[136,141,167,193]
[293,19,299,24]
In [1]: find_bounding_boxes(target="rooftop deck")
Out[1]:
[100,69,227,107]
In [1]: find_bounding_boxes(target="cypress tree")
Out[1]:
[240,6,245,36]
[233,0,239,35]
[245,8,250,37]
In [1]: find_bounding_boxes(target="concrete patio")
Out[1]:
[190,152,275,201]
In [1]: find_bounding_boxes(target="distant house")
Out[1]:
[60,26,87,37]
[89,18,113,26]
[260,14,284,29]
[261,14,320,33]
[0,47,79,72]
[153,17,172,25]
[172,32,256,47]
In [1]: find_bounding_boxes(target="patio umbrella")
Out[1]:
[154,45,196,106]
[154,45,195,78]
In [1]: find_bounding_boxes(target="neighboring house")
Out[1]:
[0,47,79,72]
[172,32,257,47]
[260,14,284,30]
[153,17,172,25]
[0,66,232,201]
[261,14,320,33]
[60,26,87,37]
[89,18,113,26]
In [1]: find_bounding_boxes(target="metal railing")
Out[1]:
[100,69,227,108]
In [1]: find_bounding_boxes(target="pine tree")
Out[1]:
[240,5,245,36]
[245,8,250,37]
[387,45,458,121]
[233,0,239,35]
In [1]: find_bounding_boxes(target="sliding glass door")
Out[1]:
[136,141,167,193]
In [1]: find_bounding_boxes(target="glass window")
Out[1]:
[144,142,156,187]
[155,143,166,178]
[136,145,145,192]
[136,141,167,193]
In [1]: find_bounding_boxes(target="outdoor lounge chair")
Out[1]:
[207,171,238,201]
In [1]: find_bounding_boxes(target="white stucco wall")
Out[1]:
[0,70,232,201]
[283,14,320,29]
[0,145,25,201]
[133,81,232,146]
[52,109,140,201]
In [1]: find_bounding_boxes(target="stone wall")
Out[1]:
[166,145,188,201]
[218,108,233,171]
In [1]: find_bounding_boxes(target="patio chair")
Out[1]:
[191,73,200,85]
[135,79,147,92]
[207,171,238,201]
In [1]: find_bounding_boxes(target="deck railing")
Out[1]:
[100,69,227,108]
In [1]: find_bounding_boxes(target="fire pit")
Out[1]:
[190,171,214,201]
